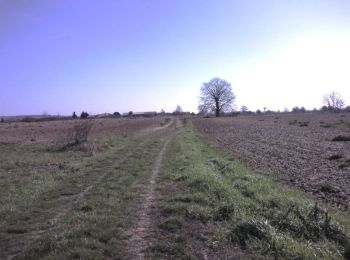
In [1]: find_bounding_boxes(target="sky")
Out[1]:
[1,0,350,116]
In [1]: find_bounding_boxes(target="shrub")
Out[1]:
[66,120,93,146]
[72,112,77,119]
[0,118,4,123]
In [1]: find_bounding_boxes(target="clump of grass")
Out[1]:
[289,120,309,127]
[298,121,309,127]
[332,136,350,142]
[158,218,183,232]
[213,204,235,221]
[289,120,298,125]
[328,154,343,160]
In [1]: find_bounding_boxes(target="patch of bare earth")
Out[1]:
[193,113,350,210]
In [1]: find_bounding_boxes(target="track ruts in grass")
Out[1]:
[5,128,170,260]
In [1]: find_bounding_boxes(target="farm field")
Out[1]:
[193,112,350,210]
[1,115,350,259]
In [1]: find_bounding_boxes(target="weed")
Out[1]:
[332,136,350,142]
[328,154,343,160]
[319,182,337,193]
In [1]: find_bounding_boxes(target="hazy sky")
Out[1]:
[1,0,350,115]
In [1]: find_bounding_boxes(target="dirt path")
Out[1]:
[127,136,171,259]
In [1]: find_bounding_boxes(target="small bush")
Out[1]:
[332,136,350,142]
[65,120,93,146]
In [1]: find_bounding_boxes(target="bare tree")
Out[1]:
[323,91,345,113]
[198,78,235,117]
[173,105,183,115]
[240,105,249,113]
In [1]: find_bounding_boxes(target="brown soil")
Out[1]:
[193,113,350,210]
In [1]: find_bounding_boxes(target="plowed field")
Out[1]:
[193,113,350,210]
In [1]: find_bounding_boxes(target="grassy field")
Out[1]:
[1,115,350,259]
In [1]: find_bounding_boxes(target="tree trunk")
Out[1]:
[215,99,220,117]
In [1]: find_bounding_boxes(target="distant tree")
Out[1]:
[292,106,300,112]
[263,107,267,113]
[160,109,165,115]
[128,111,133,116]
[344,106,350,112]
[173,105,183,115]
[256,109,262,115]
[80,111,89,119]
[0,118,4,123]
[198,78,235,117]
[323,91,345,113]
[240,105,249,113]
[72,112,77,119]
[113,112,121,117]
[321,105,328,112]
[292,106,306,113]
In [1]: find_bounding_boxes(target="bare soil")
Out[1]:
[193,112,350,210]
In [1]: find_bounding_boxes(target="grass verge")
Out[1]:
[153,121,350,259]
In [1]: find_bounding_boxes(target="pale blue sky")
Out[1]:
[1,0,350,115]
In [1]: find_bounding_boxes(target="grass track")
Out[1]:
[16,132,169,259]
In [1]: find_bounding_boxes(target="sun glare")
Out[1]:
[234,34,350,110]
